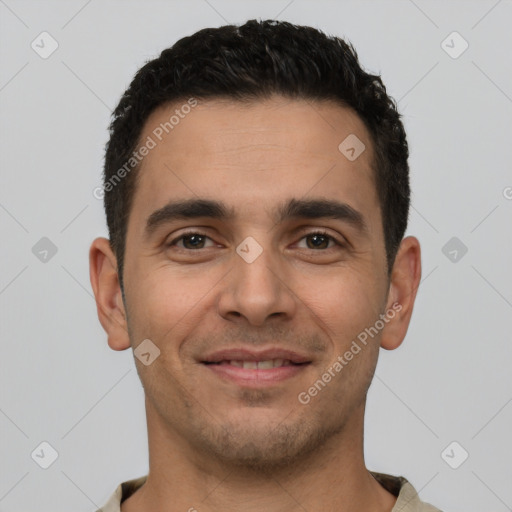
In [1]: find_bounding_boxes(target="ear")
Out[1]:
[380,236,422,351]
[89,237,131,351]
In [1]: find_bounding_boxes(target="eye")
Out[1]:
[296,231,341,250]
[169,232,216,250]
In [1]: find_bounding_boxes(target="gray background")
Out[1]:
[1,0,511,510]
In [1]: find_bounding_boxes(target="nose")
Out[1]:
[217,244,298,327]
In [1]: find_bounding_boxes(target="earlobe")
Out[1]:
[89,237,131,351]
[380,236,422,351]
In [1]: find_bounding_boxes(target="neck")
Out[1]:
[122,400,396,512]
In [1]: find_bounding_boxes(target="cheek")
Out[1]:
[124,264,220,344]
[298,268,385,348]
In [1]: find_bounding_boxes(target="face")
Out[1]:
[91,95,419,471]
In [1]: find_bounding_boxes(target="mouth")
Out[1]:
[204,359,307,369]
[200,349,312,386]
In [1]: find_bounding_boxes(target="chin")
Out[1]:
[193,413,343,472]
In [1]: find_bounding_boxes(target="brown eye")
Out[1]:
[301,233,336,250]
[182,234,206,249]
[307,234,329,249]
[169,233,215,249]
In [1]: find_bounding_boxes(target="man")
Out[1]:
[89,19,441,511]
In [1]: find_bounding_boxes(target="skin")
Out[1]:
[90,95,421,512]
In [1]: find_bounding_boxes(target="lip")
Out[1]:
[201,348,312,364]
[205,362,309,386]
[200,347,312,387]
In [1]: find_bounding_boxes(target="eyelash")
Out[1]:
[167,230,344,250]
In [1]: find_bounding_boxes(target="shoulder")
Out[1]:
[96,475,148,512]
[370,471,443,512]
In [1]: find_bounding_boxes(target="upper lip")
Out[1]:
[201,348,312,364]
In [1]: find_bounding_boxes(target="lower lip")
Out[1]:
[203,362,309,387]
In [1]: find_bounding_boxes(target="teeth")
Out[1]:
[257,360,275,369]
[228,359,291,369]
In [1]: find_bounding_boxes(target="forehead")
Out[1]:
[131,96,379,227]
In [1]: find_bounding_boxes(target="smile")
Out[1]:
[206,359,302,369]
[202,359,311,386]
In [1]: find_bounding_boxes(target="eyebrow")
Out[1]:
[145,199,234,236]
[276,198,368,234]
[144,197,368,236]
